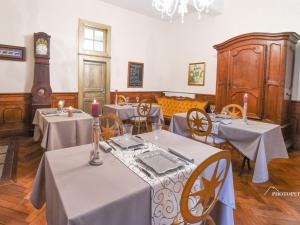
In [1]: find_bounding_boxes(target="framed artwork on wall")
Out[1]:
[128,61,144,88]
[188,62,205,86]
[0,44,26,61]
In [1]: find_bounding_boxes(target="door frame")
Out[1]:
[78,55,111,109]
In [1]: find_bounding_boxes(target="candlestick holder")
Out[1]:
[89,117,103,166]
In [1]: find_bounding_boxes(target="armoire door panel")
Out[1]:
[228,44,266,119]
[215,51,229,111]
[263,85,280,123]
[268,43,282,82]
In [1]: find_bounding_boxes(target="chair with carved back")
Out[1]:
[117,95,127,105]
[186,108,227,148]
[131,99,152,134]
[221,104,244,119]
[99,113,124,141]
[172,150,231,225]
[221,104,251,175]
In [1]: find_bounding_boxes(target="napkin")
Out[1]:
[221,119,232,125]
[99,141,112,153]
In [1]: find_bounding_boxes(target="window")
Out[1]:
[83,27,104,52]
[79,19,111,57]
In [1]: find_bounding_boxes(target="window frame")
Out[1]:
[78,19,111,58]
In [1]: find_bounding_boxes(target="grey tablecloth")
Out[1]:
[103,104,164,122]
[31,130,235,225]
[33,109,93,151]
[169,112,288,183]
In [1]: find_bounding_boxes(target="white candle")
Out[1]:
[243,93,248,123]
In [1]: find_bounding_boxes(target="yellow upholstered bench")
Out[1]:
[156,96,208,120]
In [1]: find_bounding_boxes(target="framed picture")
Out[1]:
[188,62,205,86]
[128,61,144,88]
[0,44,26,61]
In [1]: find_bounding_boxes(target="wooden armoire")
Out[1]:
[214,32,300,129]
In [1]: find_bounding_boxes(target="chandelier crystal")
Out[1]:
[152,0,215,23]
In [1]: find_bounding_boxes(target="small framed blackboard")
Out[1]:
[128,61,144,88]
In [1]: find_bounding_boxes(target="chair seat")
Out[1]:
[193,134,227,145]
[131,116,147,122]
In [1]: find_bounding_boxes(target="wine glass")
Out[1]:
[152,122,162,146]
[210,105,216,120]
[123,124,133,151]
[136,96,140,103]
[125,97,130,104]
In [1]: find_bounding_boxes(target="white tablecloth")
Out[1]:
[33,108,93,150]
[169,113,288,183]
[103,104,164,122]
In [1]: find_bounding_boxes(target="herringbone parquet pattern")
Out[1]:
[0,136,299,225]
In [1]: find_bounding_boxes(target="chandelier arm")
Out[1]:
[166,0,180,18]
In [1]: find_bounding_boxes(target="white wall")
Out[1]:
[165,0,300,100]
[0,0,168,93]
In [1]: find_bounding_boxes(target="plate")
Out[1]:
[136,150,185,175]
[110,136,143,149]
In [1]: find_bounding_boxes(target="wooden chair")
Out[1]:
[99,113,124,141]
[117,95,127,105]
[131,99,152,134]
[186,108,227,148]
[172,151,231,225]
[221,104,244,118]
[221,104,251,175]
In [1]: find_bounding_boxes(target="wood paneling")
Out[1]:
[110,91,164,104]
[51,92,78,108]
[0,93,78,137]
[195,94,216,106]
[0,93,31,137]
[291,101,300,150]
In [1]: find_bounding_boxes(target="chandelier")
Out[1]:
[152,0,215,23]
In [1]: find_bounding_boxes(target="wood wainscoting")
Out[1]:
[51,92,78,108]
[291,101,300,150]
[0,93,32,137]
[0,92,78,137]
[195,94,216,106]
[110,91,164,104]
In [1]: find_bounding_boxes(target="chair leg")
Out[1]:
[145,120,148,132]
[137,122,141,134]
[239,156,251,176]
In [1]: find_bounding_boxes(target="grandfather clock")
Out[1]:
[31,32,52,117]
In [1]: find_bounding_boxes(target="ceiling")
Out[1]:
[100,0,224,21]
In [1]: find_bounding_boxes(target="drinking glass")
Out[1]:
[210,105,216,120]
[123,124,133,151]
[136,96,140,103]
[152,123,163,146]
[126,97,130,103]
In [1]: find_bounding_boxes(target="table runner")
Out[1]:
[31,130,235,225]
[169,112,288,183]
[110,143,197,225]
[33,108,93,150]
[103,104,164,122]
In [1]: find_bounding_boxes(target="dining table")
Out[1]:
[33,108,93,151]
[103,103,164,122]
[169,112,289,183]
[31,130,235,225]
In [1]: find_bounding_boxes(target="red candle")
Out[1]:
[243,93,248,103]
[91,99,99,117]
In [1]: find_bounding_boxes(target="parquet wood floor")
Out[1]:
[0,136,299,225]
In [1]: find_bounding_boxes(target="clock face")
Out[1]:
[37,88,45,96]
[36,38,48,55]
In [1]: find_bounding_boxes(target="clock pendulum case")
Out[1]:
[31,32,52,120]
